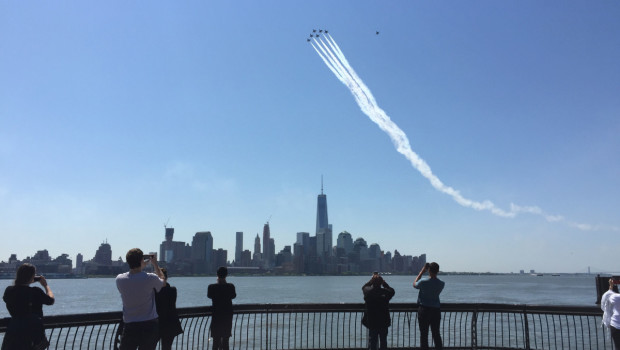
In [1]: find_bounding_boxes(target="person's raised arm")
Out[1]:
[39,276,55,304]
[150,255,165,281]
[414,264,429,288]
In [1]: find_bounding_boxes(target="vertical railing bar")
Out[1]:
[287,312,291,350]
[100,323,110,350]
[243,312,249,350]
[253,312,258,350]
[265,309,270,350]
[470,307,477,350]
[61,326,71,350]
[558,314,563,350]
[523,307,530,350]
[312,311,316,349]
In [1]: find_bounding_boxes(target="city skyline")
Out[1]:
[1,1,619,273]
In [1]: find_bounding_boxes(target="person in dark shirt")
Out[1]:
[155,268,183,350]
[207,266,237,350]
[2,263,55,350]
[362,272,395,350]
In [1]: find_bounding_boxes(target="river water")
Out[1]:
[0,274,599,318]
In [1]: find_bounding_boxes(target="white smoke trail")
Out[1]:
[312,34,611,231]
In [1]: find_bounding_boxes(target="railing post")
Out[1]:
[523,305,530,350]
[471,307,478,350]
[265,304,270,350]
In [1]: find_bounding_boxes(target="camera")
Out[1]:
[612,277,620,285]
[34,276,42,282]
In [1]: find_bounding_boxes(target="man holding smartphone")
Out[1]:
[116,248,165,350]
[414,262,445,350]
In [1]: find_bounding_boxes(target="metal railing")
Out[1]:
[0,303,610,349]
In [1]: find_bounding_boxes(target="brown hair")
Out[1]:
[126,248,144,269]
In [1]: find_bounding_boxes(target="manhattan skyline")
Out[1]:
[1,1,619,273]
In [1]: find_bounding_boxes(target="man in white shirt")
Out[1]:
[116,248,165,350]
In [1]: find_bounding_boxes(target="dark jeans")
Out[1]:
[212,336,230,350]
[119,319,159,350]
[611,325,620,350]
[368,327,388,350]
[418,305,443,350]
[160,336,174,350]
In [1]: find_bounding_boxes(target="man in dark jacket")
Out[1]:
[362,273,395,350]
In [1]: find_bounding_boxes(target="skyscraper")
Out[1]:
[191,231,213,273]
[235,231,243,265]
[315,178,332,257]
[263,223,272,268]
[337,231,353,254]
[253,234,261,263]
[316,179,329,235]
[160,227,187,263]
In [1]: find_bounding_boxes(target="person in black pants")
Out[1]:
[155,268,183,350]
[414,262,445,350]
[208,266,237,350]
[362,272,395,350]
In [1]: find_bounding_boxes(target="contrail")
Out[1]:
[311,33,614,231]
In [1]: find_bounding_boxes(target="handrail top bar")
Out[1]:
[0,302,602,331]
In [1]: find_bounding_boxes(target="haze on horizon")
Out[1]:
[1,1,619,273]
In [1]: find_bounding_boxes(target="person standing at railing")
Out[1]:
[1,263,55,350]
[362,272,395,350]
[155,268,184,350]
[116,249,165,350]
[602,278,620,349]
[208,266,237,350]
[414,262,445,350]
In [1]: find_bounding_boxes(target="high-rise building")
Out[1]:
[262,223,272,268]
[160,227,187,263]
[253,234,262,264]
[368,243,381,259]
[297,232,310,256]
[337,231,353,254]
[235,232,243,265]
[214,248,227,269]
[93,242,112,265]
[76,253,84,274]
[296,232,309,245]
[315,178,332,257]
[191,231,213,273]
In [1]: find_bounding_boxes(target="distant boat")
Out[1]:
[531,273,544,276]
[552,274,560,276]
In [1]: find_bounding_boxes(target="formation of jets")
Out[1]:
[307,29,329,42]
[306,29,378,42]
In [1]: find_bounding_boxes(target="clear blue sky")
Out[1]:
[1,1,618,273]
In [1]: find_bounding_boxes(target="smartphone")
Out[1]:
[34,276,42,282]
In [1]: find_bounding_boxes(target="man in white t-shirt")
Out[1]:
[602,278,620,350]
[116,248,165,350]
